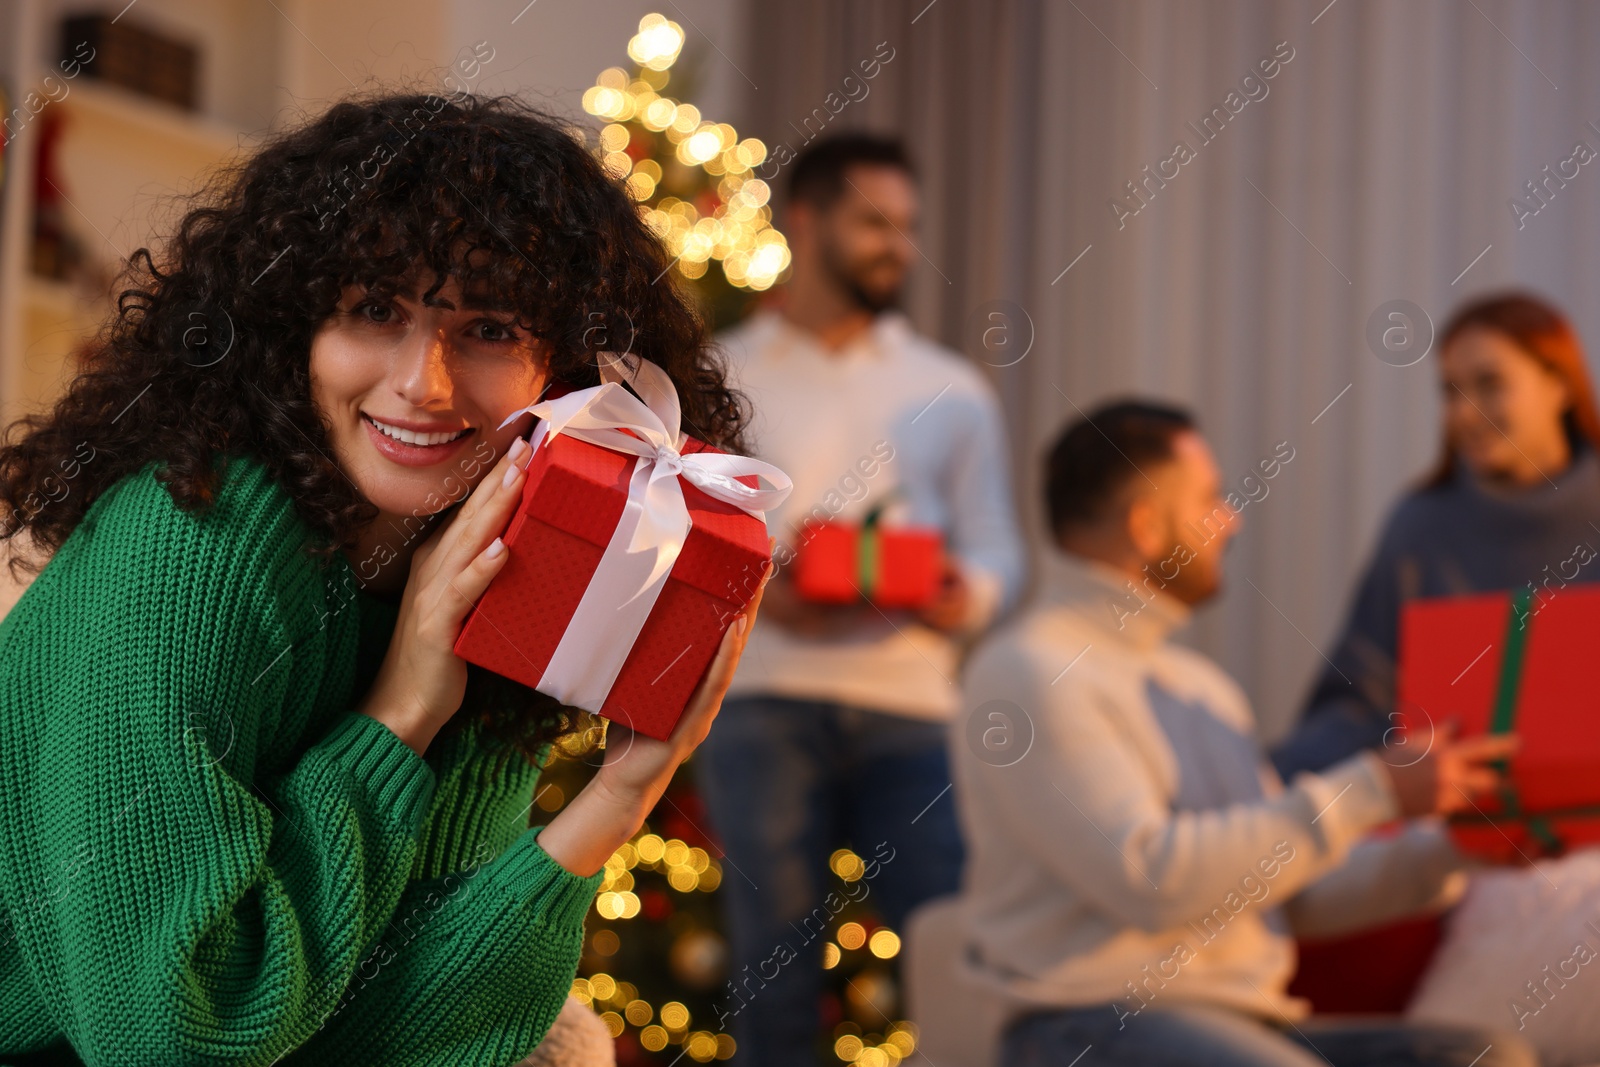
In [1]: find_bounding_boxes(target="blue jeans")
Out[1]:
[1004,1001,1538,1067]
[694,695,964,1067]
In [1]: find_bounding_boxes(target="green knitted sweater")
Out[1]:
[0,452,603,1066]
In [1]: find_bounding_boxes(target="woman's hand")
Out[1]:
[1382,721,1521,818]
[357,435,533,757]
[537,556,774,877]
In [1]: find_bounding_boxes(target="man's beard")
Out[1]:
[823,243,904,314]
[843,274,902,314]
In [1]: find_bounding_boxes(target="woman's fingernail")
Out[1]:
[508,436,529,461]
[485,536,505,559]
[503,461,523,489]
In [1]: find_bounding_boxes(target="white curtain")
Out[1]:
[743,0,1600,738]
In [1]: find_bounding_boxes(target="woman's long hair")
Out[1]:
[0,89,747,768]
[1422,290,1600,488]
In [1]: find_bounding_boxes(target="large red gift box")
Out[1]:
[1398,584,1600,861]
[453,428,772,742]
[793,520,943,609]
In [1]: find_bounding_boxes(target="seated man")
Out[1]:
[949,400,1532,1067]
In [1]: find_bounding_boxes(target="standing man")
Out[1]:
[697,134,1026,1064]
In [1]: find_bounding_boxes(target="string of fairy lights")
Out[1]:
[580,13,791,291]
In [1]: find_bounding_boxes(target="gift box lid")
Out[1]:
[514,429,769,603]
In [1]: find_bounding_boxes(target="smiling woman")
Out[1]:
[0,89,767,1067]
[308,272,554,594]
[1273,291,1600,781]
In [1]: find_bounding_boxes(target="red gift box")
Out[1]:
[453,359,788,741]
[1398,584,1600,861]
[793,520,943,609]
[1446,811,1600,864]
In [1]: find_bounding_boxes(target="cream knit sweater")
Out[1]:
[949,551,1466,1026]
[716,309,1026,721]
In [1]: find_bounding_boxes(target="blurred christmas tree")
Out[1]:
[578,13,789,332]
[532,16,923,1066]
[532,730,920,1066]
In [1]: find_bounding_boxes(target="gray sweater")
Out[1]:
[1273,445,1600,779]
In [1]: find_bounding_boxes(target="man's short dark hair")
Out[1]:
[1044,400,1196,537]
[787,134,916,209]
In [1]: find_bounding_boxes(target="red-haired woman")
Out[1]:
[1273,290,1600,778]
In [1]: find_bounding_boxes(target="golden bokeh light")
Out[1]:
[627,14,684,70]
[686,1031,720,1062]
[869,929,901,959]
[660,1000,691,1030]
[830,848,866,882]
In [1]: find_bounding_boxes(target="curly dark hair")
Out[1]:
[0,88,748,770]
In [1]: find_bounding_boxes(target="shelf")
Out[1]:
[0,0,294,432]
[59,78,247,160]
[21,273,83,320]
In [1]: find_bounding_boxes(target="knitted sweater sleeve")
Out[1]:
[1270,506,1409,778]
[295,827,602,1066]
[288,715,603,1066]
[0,467,437,1065]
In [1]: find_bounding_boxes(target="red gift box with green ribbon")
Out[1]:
[1398,584,1600,862]
[792,498,943,609]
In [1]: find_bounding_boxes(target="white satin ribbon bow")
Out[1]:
[494,351,793,714]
